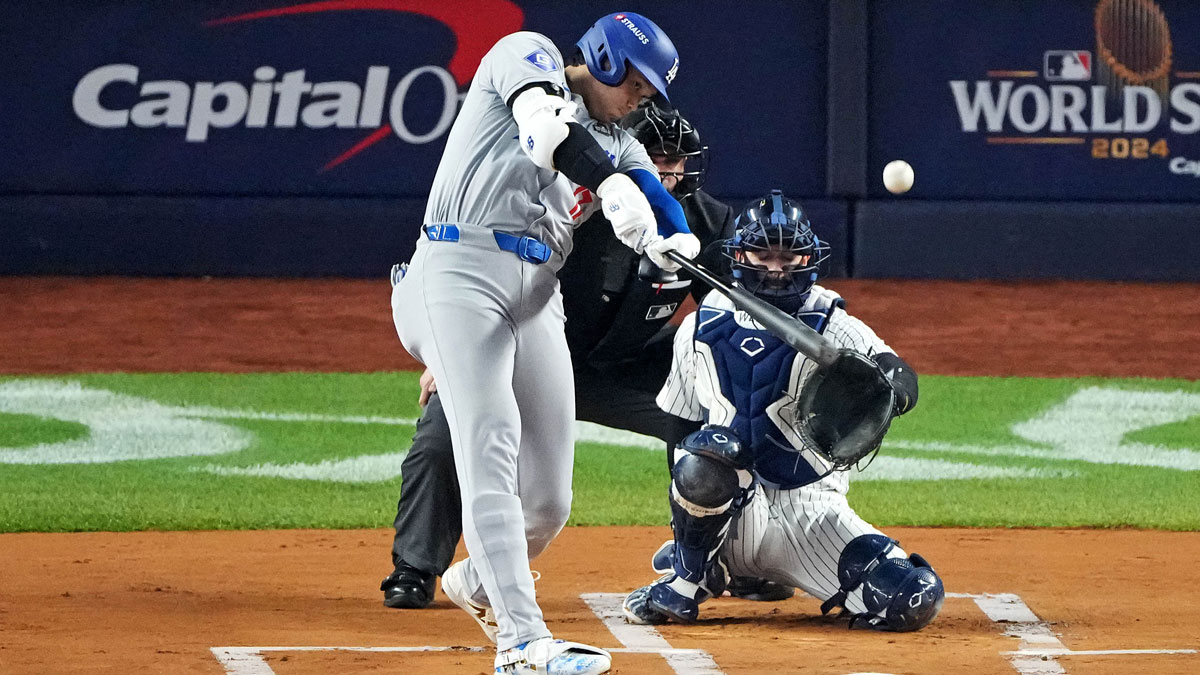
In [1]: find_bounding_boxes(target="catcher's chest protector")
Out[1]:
[695,306,833,489]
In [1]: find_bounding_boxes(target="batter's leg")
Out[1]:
[393,244,548,649]
[511,280,576,560]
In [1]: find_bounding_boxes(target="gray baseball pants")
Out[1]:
[392,225,574,650]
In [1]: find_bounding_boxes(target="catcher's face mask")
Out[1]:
[741,249,813,290]
[723,190,829,314]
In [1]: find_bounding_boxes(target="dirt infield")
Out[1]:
[3,277,1200,674]
[4,277,1200,378]
[3,527,1199,674]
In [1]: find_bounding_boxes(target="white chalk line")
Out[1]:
[211,593,723,675]
[1003,649,1198,656]
[583,592,725,675]
[210,591,1195,675]
[950,592,1195,674]
[210,646,486,675]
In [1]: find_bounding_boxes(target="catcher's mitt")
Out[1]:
[796,349,896,471]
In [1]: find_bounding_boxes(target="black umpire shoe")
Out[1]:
[380,561,436,609]
[727,575,795,602]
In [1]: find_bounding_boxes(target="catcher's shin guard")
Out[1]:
[667,428,753,586]
[667,474,736,585]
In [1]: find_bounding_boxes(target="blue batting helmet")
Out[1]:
[722,190,829,314]
[577,12,679,101]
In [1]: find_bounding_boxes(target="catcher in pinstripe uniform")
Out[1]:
[622,190,945,632]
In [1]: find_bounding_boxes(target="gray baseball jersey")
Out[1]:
[424,31,656,263]
[656,286,909,613]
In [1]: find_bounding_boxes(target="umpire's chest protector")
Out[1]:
[694,305,835,489]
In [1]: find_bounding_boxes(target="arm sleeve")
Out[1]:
[481,32,569,103]
[552,122,618,191]
[656,312,705,421]
[628,168,691,236]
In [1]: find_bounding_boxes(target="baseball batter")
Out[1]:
[622,191,946,632]
[391,13,698,675]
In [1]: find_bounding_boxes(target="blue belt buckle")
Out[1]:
[516,235,551,264]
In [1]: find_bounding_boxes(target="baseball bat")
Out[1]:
[665,250,840,368]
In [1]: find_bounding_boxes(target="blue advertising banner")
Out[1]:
[0,0,827,199]
[868,0,1200,200]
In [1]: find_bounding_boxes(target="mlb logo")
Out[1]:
[1044,50,1092,81]
[524,49,558,73]
[645,303,678,320]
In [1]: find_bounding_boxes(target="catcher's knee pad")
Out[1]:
[672,453,740,511]
[860,553,944,632]
[670,425,754,511]
[821,534,944,632]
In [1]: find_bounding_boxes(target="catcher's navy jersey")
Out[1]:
[657,285,896,492]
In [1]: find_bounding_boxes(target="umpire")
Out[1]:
[382,104,785,608]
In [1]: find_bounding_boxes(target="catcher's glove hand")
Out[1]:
[796,349,897,471]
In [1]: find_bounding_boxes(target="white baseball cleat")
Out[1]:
[441,559,499,644]
[494,636,611,674]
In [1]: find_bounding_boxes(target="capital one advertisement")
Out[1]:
[869,0,1200,200]
[0,1,828,198]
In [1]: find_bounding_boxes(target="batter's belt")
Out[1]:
[423,223,553,265]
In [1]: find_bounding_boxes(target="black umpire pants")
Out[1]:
[390,328,700,576]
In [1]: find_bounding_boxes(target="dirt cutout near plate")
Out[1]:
[2,527,1200,674]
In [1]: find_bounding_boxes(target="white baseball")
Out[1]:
[882,160,914,194]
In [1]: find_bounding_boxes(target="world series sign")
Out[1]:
[868,0,1200,201]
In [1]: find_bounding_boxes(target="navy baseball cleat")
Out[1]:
[380,561,435,609]
[648,579,701,622]
[622,580,669,625]
[623,575,701,624]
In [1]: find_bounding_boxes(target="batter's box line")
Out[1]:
[211,592,1196,675]
[210,645,719,675]
[947,592,1196,675]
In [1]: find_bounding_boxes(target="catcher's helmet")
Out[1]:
[577,12,679,102]
[622,102,709,196]
[722,190,829,314]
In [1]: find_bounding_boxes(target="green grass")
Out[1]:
[1,372,1197,532]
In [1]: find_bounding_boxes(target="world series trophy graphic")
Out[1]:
[1095,0,1173,102]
